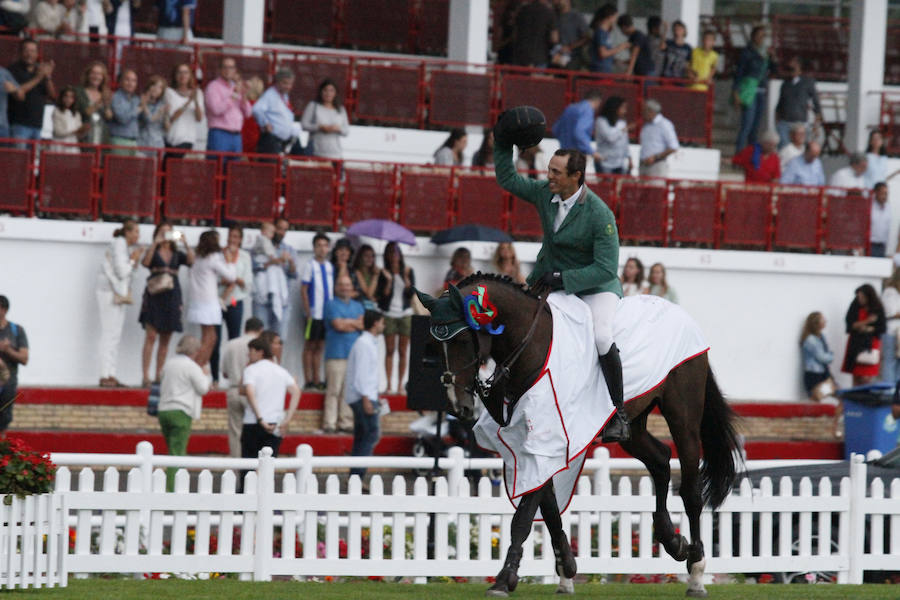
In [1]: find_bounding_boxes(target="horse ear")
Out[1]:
[448,284,465,313]
[414,288,437,312]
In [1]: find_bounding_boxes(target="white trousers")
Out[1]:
[96,289,127,378]
[581,291,618,356]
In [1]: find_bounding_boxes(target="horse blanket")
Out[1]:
[473,292,709,515]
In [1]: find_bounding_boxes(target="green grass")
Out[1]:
[2,580,898,600]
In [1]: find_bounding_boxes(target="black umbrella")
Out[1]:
[430,224,513,245]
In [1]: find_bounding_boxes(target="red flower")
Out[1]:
[758,573,774,584]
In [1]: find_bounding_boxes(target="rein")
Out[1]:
[442,292,549,427]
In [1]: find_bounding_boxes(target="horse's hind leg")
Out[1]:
[486,485,542,598]
[618,411,688,562]
[538,481,576,594]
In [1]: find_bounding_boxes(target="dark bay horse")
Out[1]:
[416,273,741,598]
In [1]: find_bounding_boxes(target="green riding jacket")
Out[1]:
[493,143,623,297]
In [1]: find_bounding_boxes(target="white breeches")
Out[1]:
[581,291,618,355]
[97,289,127,378]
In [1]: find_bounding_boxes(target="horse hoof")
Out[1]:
[685,589,708,598]
[554,536,578,579]
[486,590,509,598]
[555,576,575,594]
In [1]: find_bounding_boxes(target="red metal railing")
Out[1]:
[0,139,871,254]
[18,33,714,146]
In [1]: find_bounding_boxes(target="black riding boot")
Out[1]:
[599,343,630,443]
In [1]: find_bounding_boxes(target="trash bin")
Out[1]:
[838,383,899,459]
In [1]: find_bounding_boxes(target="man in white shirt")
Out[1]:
[638,99,679,178]
[220,317,263,457]
[301,233,333,390]
[781,141,825,186]
[778,123,806,172]
[871,182,891,258]
[241,333,300,463]
[829,152,868,190]
[345,310,385,478]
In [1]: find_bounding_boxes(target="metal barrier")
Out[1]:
[2,139,871,254]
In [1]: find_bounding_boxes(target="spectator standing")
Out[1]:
[882,271,900,383]
[492,242,526,284]
[96,219,141,387]
[301,233,333,390]
[138,75,169,157]
[164,63,204,152]
[104,0,136,39]
[31,0,68,36]
[645,16,665,77]
[434,128,467,166]
[331,238,354,285]
[471,129,494,169]
[864,130,899,190]
[829,152,868,189]
[218,225,253,341]
[661,20,692,79]
[646,262,677,303]
[300,79,350,160]
[780,142,824,186]
[376,242,415,394]
[221,317,263,458]
[242,334,301,460]
[322,275,364,433]
[444,247,474,289]
[594,95,632,174]
[108,69,140,156]
[345,310,386,477]
[511,0,557,68]
[8,39,56,147]
[186,230,241,373]
[0,64,21,141]
[688,30,719,91]
[552,89,603,164]
[732,26,776,153]
[51,86,85,153]
[774,56,822,150]
[352,244,379,310]
[731,131,781,183]
[871,183,891,258]
[620,257,647,296]
[0,295,29,432]
[157,0,195,44]
[59,0,87,39]
[842,284,886,387]
[618,14,654,76]
[205,57,251,156]
[82,0,107,37]
[252,218,297,337]
[139,222,194,387]
[800,311,835,402]
[252,68,301,156]
[157,334,209,491]
[638,99,679,177]
[240,75,264,155]
[551,0,590,69]
[75,61,112,146]
[588,3,627,73]
[778,123,806,172]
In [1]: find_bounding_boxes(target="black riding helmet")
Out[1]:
[493,106,546,149]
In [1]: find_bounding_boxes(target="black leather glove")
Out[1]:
[538,271,564,291]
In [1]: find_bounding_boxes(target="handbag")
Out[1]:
[856,348,881,366]
[146,272,174,295]
[736,57,767,107]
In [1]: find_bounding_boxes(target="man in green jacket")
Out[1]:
[493,141,630,442]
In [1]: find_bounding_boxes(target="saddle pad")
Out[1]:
[474,293,709,515]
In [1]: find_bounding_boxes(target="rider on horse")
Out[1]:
[493,110,630,442]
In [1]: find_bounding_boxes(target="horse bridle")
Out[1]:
[437,293,549,427]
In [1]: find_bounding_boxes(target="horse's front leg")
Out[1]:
[486,485,543,598]
[538,480,576,594]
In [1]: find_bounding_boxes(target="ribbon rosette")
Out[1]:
[463,285,505,335]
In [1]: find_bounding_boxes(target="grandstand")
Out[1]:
[0,0,899,465]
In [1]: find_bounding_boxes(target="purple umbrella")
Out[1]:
[346,219,417,246]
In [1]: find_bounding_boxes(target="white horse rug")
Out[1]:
[473,292,709,515]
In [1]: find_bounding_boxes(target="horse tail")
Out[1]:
[700,366,742,510]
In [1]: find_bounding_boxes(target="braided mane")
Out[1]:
[455,271,539,299]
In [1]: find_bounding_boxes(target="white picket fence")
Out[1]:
[0,493,68,590]
[33,441,900,585]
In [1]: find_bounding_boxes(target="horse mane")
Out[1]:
[455,271,539,299]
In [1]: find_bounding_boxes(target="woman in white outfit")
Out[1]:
[97,219,142,387]
[187,230,242,371]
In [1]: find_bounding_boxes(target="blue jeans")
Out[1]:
[735,90,766,153]
[881,332,900,384]
[210,300,243,382]
[11,124,41,150]
[252,298,284,338]
[349,400,380,477]
[207,128,242,163]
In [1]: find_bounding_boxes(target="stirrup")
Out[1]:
[601,411,631,443]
